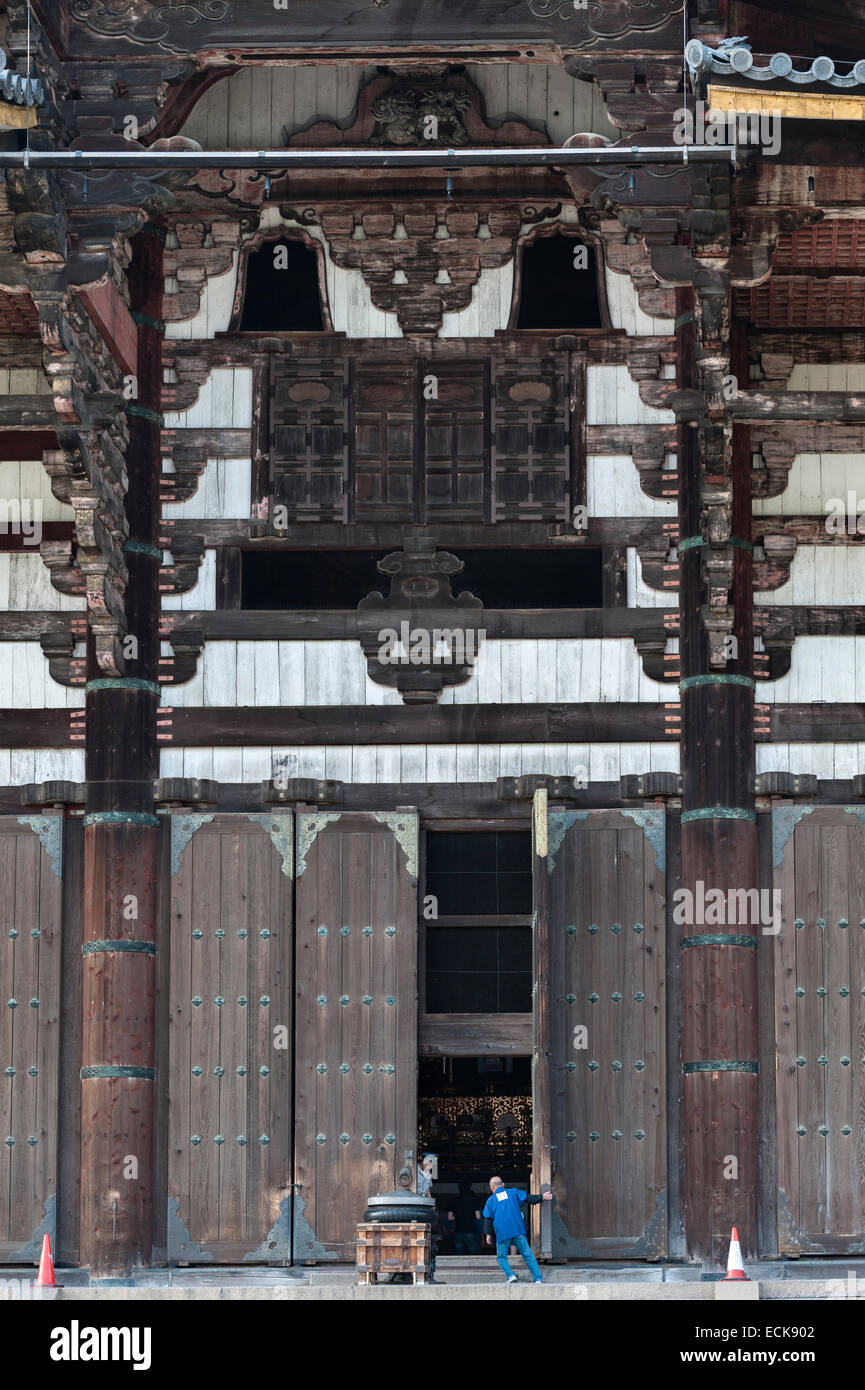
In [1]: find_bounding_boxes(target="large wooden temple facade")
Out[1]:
[1,0,865,1276]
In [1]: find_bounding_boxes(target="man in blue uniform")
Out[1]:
[482,1175,552,1284]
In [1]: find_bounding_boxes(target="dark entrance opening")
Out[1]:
[516,233,603,330]
[418,1056,532,1255]
[239,237,325,332]
[241,548,603,610]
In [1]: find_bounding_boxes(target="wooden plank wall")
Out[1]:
[159,742,681,784]
[586,366,676,428]
[757,744,865,777]
[786,364,865,391]
[756,638,865,703]
[755,550,865,607]
[163,370,253,430]
[0,644,84,707]
[165,637,671,709]
[0,815,63,1262]
[588,456,677,518]
[753,453,865,517]
[0,555,85,612]
[162,551,216,611]
[164,249,238,342]
[0,461,72,523]
[178,63,614,152]
[163,461,251,522]
[0,752,85,785]
[627,550,676,607]
[753,357,865,777]
[0,369,51,397]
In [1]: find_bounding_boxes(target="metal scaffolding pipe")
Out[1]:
[0,144,736,171]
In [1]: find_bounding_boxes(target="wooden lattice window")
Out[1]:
[425,830,533,1014]
[269,352,580,525]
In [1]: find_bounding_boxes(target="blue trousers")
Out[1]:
[496,1233,543,1281]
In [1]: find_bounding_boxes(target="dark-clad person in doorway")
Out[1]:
[449,1180,483,1255]
[417,1152,440,1282]
[482,1175,552,1284]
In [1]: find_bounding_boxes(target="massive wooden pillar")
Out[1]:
[80,224,164,1276]
[677,208,760,1261]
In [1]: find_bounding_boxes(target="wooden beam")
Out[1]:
[164,330,650,368]
[756,606,865,637]
[0,613,75,640]
[698,391,865,423]
[165,608,672,642]
[769,705,865,741]
[161,428,251,458]
[155,703,679,746]
[0,397,59,428]
[419,1013,532,1056]
[753,516,865,545]
[5,702,860,747]
[170,517,669,549]
[0,429,57,460]
[0,523,73,551]
[77,282,139,376]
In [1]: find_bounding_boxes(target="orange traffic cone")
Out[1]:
[36,1234,57,1287]
[723,1226,750,1281]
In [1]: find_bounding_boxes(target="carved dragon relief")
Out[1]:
[286,71,547,155]
[368,86,472,147]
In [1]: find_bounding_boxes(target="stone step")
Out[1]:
[1,1279,856,1301]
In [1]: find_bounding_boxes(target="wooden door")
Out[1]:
[772,805,865,1253]
[0,815,63,1262]
[167,813,293,1262]
[270,357,349,523]
[532,795,667,1258]
[294,811,418,1260]
[353,366,416,521]
[491,354,572,523]
[422,361,488,519]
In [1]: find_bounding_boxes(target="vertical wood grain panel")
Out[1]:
[774,807,865,1251]
[0,816,62,1261]
[536,808,666,1257]
[294,811,417,1259]
[167,815,292,1261]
